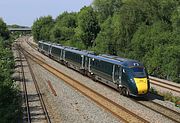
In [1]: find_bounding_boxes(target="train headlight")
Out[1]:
[130,78,135,83]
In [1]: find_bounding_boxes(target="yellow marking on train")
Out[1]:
[134,78,148,94]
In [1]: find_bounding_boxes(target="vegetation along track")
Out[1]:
[18,44,51,123]
[21,45,149,123]
[17,45,31,123]
[132,97,180,123]
[27,40,180,95]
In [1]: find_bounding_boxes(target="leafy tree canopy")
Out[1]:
[32,0,180,82]
[77,6,100,48]
[32,16,54,42]
[93,0,123,22]
[0,18,9,39]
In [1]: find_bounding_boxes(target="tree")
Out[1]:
[0,29,21,122]
[50,26,75,43]
[129,21,171,59]
[92,17,114,54]
[171,6,180,33]
[143,45,180,83]
[56,12,77,28]
[0,18,9,39]
[30,0,180,83]
[77,6,100,48]
[32,16,54,42]
[50,12,77,43]
[93,0,123,22]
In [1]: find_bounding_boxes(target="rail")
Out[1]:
[132,98,180,123]
[149,76,180,94]
[17,45,31,123]
[20,47,52,123]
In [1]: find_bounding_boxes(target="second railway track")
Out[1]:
[131,97,180,123]
[18,45,31,123]
[150,77,180,94]
[16,44,51,123]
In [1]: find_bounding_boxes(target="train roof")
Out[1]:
[100,54,131,62]
[39,41,43,43]
[64,47,89,55]
[38,41,144,67]
[51,44,65,49]
[88,54,144,67]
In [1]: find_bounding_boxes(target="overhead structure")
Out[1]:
[8,27,32,33]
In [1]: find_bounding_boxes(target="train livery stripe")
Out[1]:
[134,78,148,94]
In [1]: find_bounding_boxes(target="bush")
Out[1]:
[0,36,21,122]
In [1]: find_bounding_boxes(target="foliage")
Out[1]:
[159,92,180,105]
[77,6,100,48]
[171,6,180,33]
[150,87,180,105]
[32,0,180,83]
[93,0,123,22]
[50,12,77,43]
[92,17,114,54]
[32,16,54,42]
[0,18,9,40]
[0,19,21,122]
[56,12,77,28]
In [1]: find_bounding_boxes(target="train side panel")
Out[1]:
[64,49,86,73]
[50,45,64,62]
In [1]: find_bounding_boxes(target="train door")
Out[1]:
[60,49,63,60]
[49,45,52,56]
[63,50,66,61]
[84,56,88,70]
[81,55,84,69]
[113,65,122,85]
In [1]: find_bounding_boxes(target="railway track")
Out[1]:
[20,45,149,123]
[149,76,180,94]
[18,46,31,123]
[132,97,180,123]
[16,44,51,123]
[27,41,37,49]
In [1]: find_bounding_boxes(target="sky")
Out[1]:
[0,0,93,27]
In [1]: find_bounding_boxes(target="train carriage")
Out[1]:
[64,48,88,73]
[38,41,44,52]
[50,44,64,61]
[87,54,150,96]
[87,54,123,89]
[41,42,51,56]
[38,41,150,97]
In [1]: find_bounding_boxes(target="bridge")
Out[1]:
[8,27,32,35]
[8,27,32,32]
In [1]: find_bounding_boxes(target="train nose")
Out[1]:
[134,78,148,94]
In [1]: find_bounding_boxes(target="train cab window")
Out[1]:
[130,67,146,78]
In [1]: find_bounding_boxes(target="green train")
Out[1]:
[38,41,150,96]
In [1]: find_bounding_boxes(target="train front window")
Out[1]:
[131,67,146,78]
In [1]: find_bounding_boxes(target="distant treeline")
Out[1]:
[8,24,29,28]
[0,18,21,122]
[32,0,180,83]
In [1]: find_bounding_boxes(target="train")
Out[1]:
[38,41,150,97]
